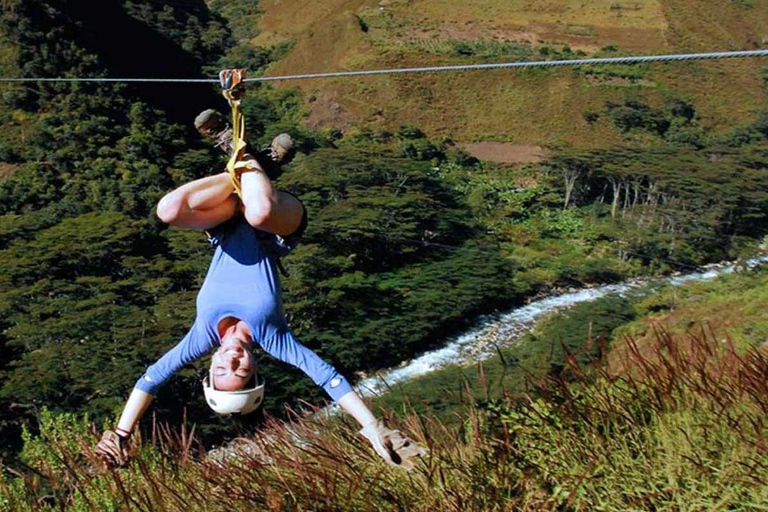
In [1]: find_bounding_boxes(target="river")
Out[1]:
[214,255,767,459]
[352,255,768,398]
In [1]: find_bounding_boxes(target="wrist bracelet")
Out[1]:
[115,427,132,439]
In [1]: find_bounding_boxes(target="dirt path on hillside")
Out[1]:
[305,91,354,130]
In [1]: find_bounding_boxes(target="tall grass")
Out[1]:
[2,325,766,510]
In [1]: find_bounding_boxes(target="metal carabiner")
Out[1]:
[219,69,247,104]
[219,69,246,90]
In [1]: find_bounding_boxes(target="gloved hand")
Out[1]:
[94,430,131,468]
[360,419,426,471]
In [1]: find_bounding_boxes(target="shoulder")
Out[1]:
[188,318,219,350]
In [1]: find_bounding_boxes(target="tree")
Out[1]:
[561,166,581,210]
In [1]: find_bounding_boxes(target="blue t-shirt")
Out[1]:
[134,216,353,402]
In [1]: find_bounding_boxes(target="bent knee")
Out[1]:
[156,194,185,224]
[243,199,274,229]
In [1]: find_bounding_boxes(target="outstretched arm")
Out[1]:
[95,323,213,466]
[259,331,426,470]
[94,388,153,467]
[338,391,426,471]
[336,392,376,428]
[116,388,154,435]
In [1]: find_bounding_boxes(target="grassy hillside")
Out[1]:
[3,293,767,510]
[252,0,768,149]
[662,0,768,50]
[607,265,768,370]
[371,264,768,420]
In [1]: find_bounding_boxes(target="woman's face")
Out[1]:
[211,331,254,391]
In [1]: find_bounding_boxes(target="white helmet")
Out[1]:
[202,370,265,415]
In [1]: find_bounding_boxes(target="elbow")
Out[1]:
[243,197,274,229]
[156,194,184,225]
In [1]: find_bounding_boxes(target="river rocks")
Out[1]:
[207,436,275,466]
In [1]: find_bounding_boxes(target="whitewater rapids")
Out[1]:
[352,255,768,398]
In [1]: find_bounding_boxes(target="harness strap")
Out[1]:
[218,70,295,279]
[276,258,290,278]
[219,69,250,200]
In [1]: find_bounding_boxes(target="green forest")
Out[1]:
[0,0,767,476]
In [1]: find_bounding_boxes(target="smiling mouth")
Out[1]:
[219,342,244,355]
[222,336,248,348]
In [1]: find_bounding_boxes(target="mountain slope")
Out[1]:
[252,0,768,149]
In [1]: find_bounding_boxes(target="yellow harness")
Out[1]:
[219,69,251,200]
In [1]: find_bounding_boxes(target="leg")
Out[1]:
[156,172,239,230]
[239,159,303,237]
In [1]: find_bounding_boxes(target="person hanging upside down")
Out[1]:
[94,109,425,471]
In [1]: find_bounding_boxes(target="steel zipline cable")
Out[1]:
[0,49,766,83]
[1,47,762,272]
